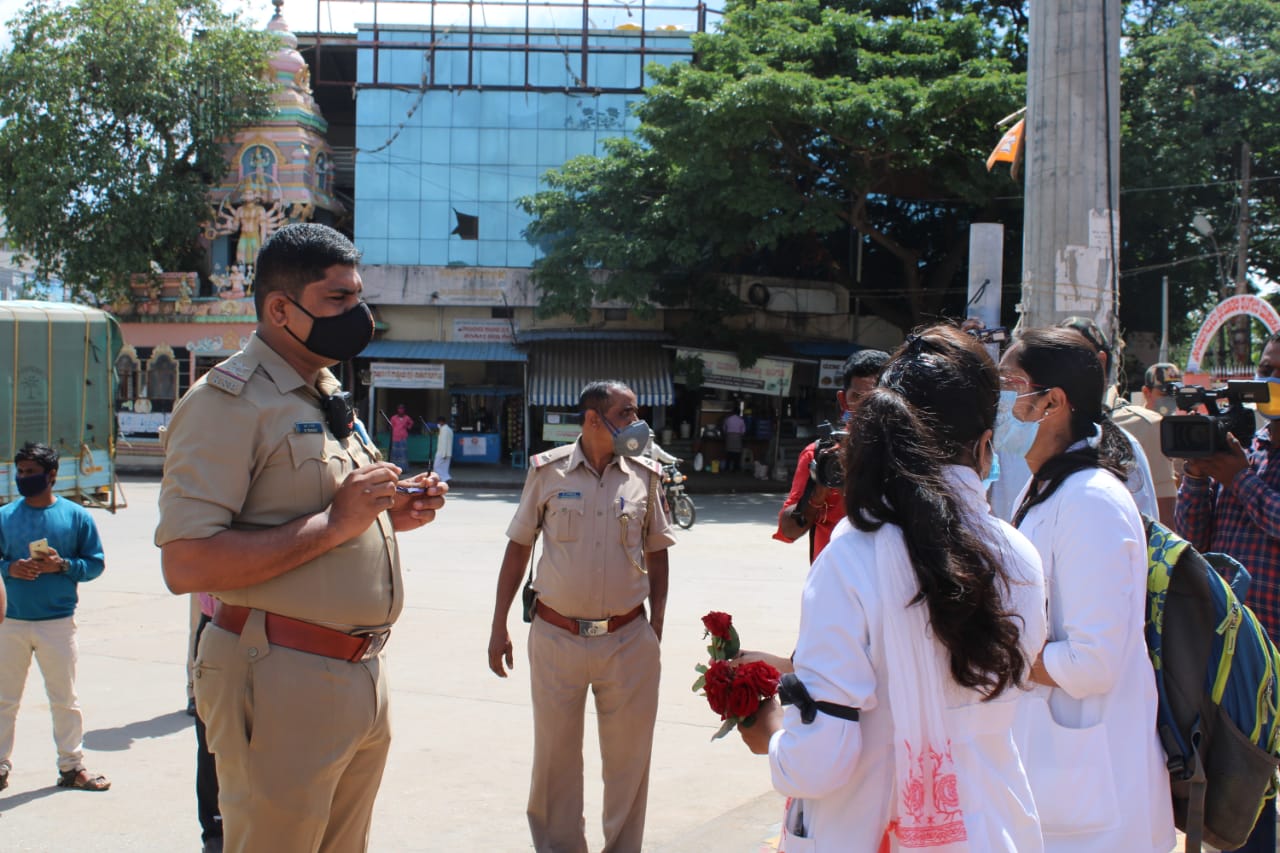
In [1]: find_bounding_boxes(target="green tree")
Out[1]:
[1120,0,1280,350]
[520,0,1027,334]
[0,0,275,302]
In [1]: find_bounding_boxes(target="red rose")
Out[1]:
[703,660,735,717]
[702,611,733,640]
[725,678,760,719]
[737,660,780,698]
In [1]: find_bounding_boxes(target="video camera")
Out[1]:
[809,420,849,489]
[966,326,1009,346]
[1160,381,1270,458]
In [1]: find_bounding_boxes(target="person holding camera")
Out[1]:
[488,380,675,853]
[156,224,448,853]
[1175,334,1280,853]
[774,350,889,562]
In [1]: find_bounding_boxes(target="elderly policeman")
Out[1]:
[488,380,676,853]
[156,224,446,853]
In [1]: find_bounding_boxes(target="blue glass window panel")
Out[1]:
[357,160,390,198]
[477,168,508,203]
[386,239,419,265]
[509,130,538,166]
[418,164,452,199]
[388,126,422,159]
[450,165,480,201]
[507,241,536,268]
[508,168,538,203]
[475,51,513,88]
[421,93,452,128]
[386,201,420,239]
[589,53,627,89]
[477,240,508,267]
[448,241,479,266]
[420,201,452,235]
[508,92,538,128]
[476,202,509,239]
[537,95,568,129]
[537,129,568,164]
[386,163,420,200]
[357,237,388,264]
[421,128,450,165]
[478,91,509,128]
[356,123,391,154]
[357,47,374,84]
[387,49,422,86]
[565,131,598,160]
[478,129,510,168]
[531,51,567,88]
[419,240,449,265]
[452,91,481,127]
[451,128,481,165]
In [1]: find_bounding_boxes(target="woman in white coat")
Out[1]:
[1001,327,1175,852]
[739,326,1048,852]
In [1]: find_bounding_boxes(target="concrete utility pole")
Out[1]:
[1019,0,1123,351]
[1231,141,1252,365]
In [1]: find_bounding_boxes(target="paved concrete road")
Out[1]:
[0,479,802,852]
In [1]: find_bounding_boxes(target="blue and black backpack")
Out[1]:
[1145,518,1280,852]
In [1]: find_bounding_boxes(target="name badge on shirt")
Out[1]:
[295,422,325,434]
[557,491,582,500]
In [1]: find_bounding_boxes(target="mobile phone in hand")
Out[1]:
[395,485,427,495]
[29,538,50,558]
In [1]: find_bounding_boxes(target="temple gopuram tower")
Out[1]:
[203,0,345,296]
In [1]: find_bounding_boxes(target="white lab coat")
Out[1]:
[1012,468,1175,852]
[992,426,1159,523]
[768,467,1048,852]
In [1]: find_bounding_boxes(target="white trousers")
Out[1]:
[0,615,84,773]
[434,456,451,482]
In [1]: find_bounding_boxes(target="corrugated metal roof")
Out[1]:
[359,340,527,362]
[515,329,671,344]
[528,342,674,407]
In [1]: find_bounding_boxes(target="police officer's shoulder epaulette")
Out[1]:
[530,444,575,470]
[204,351,260,397]
[630,454,664,476]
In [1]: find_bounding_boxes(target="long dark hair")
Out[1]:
[1010,327,1135,527]
[844,325,1028,700]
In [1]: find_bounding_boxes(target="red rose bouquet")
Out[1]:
[692,611,781,740]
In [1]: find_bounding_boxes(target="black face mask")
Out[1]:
[284,298,374,362]
[16,472,50,498]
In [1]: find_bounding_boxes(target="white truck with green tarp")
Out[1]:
[1,300,124,511]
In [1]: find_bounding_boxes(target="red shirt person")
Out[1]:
[774,350,888,562]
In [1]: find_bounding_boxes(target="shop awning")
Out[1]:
[516,329,670,344]
[359,340,526,362]
[529,342,674,407]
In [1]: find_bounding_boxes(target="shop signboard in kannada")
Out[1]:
[369,362,445,389]
[677,349,794,396]
[818,359,844,390]
[453,319,515,343]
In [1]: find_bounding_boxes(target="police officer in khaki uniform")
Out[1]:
[156,224,447,853]
[489,380,676,853]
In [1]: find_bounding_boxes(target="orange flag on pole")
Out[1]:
[986,118,1025,176]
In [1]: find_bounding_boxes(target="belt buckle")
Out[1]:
[576,619,609,638]
[352,628,391,661]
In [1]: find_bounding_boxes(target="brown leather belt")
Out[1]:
[535,600,645,637]
[212,603,390,663]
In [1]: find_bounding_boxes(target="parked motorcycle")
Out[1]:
[661,463,696,529]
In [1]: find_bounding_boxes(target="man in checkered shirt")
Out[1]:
[1174,332,1280,853]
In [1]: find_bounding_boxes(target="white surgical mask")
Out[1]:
[993,389,1046,461]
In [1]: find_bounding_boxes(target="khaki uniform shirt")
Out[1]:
[155,334,401,632]
[1111,399,1178,501]
[507,441,677,619]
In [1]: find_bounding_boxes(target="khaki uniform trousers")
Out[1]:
[527,613,661,853]
[194,611,391,853]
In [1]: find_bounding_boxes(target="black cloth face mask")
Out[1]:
[284,298,374,362]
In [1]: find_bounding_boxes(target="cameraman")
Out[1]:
[1174,333,1280,853]
[774,349,889,562]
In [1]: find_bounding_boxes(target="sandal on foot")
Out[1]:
[56,768,110,791]
[0,770,7,791]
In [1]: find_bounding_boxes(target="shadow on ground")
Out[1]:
[84,709,191,751]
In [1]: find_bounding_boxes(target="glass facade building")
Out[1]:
[355,26,694,268]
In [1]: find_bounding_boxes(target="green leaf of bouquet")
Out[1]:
[691,674,706,692]
[723,625,741,660]
[694,663,708,674]
[710,718,738,741]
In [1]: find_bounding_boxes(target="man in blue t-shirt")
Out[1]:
[0,443,108,792]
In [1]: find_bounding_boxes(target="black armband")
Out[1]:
[778,673,860,724]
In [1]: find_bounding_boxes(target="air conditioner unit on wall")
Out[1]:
[738,279,839,314]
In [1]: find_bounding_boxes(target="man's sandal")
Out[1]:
[56,768,110,791]
[0,769,8,791]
